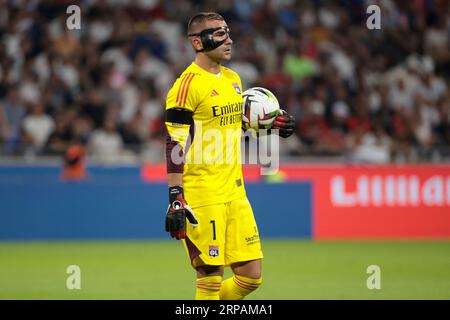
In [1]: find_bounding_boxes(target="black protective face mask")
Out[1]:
[188,26,230,52]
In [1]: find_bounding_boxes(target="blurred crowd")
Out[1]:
[0,0,449,164]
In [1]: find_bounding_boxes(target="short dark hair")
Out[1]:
[187,12,224,35]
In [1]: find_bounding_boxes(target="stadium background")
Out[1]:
[0,0,449,299]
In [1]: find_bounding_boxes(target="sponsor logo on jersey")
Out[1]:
[209,245,219,257]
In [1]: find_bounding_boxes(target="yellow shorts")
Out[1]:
[182,196,263,267]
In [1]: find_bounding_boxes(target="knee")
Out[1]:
[231,259,262,279]
[234,274,263,293]
[196,265,224,278]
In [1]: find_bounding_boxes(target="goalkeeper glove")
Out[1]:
[273,109,296,138]
[165,186,198,240]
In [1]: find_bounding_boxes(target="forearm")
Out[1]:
[166,125,189,183]
[166,133,186,187]
[168,173,183,187]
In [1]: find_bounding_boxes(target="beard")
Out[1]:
[206,46,232,64]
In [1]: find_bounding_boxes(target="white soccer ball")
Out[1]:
[242,87,280,132]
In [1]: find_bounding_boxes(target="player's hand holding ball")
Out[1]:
[165,186,198,240]
[242,87,295,138]
[273,109,296,138]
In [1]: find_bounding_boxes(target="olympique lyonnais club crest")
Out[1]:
[209,245,219,257]
[232,82,241,94]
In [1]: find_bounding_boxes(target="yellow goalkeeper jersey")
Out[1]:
[165,62,246,208]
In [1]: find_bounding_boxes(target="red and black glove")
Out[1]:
[273,109,296,138]
[165,186,198,240]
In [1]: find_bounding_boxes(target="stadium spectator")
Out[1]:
[88,110,136,164]
[21,102,55,152]
[62,140,87,181]
[44,108,76,156]
[0,87,26,153]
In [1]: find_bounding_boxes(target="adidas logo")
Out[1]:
[210,89,219,97]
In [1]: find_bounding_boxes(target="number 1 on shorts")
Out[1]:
[210,220,216,240]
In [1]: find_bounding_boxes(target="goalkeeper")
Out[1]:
[164,12,295,300]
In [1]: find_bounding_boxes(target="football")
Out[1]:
[242,87,280,132]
